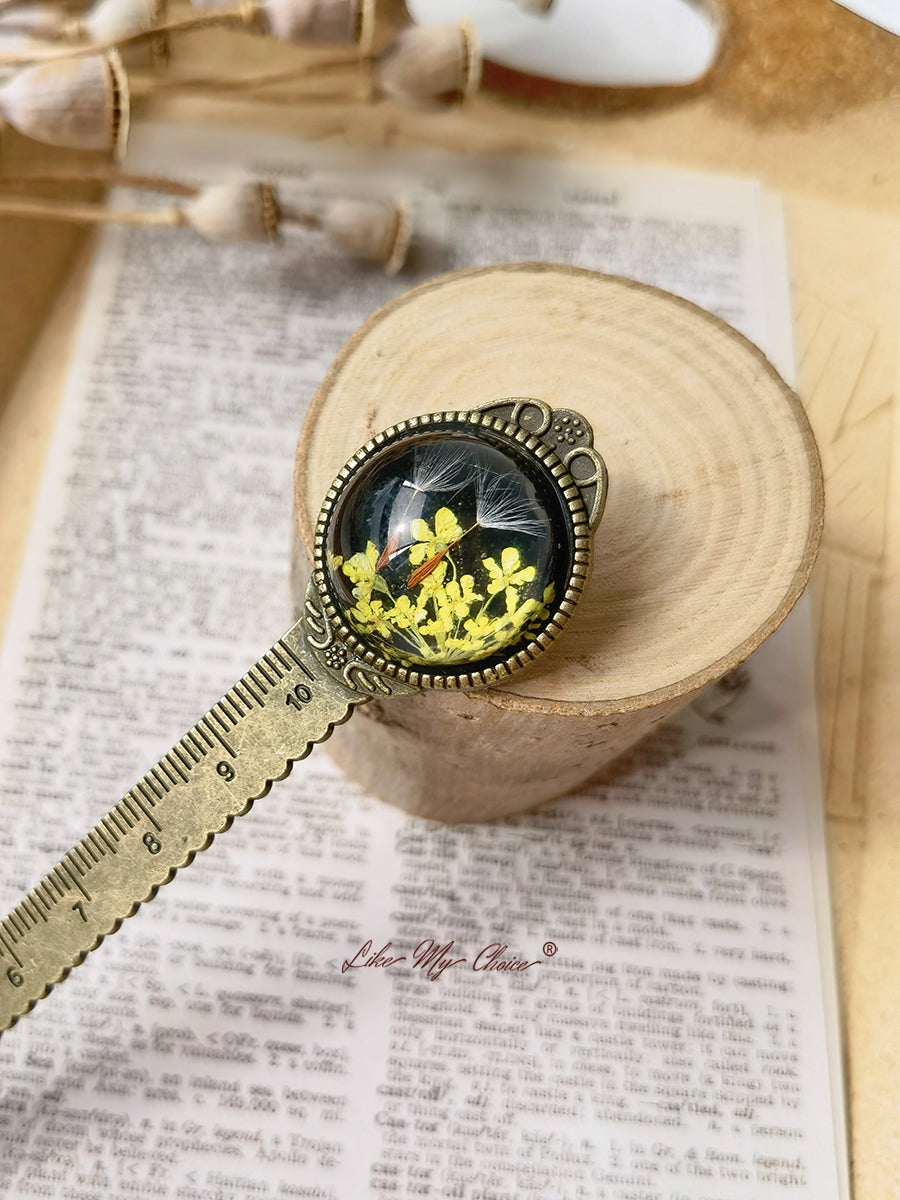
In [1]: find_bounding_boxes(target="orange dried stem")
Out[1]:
[406,523,478,588]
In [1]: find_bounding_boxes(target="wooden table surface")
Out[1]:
[1,6,898,1195]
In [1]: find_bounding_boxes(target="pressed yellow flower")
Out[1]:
[415,559,449,597]
[442,574,482,620]
[387,594,426,630]
[509,596,540,625]
[421,610,455,638]
[341,541,379,600]
[444,634,476,651]
[528,582,556,629]
[349,596,393,637]
[484,546,536,611]
[464,610,506,639]
[408,506,462,566]
[338,510,551,667]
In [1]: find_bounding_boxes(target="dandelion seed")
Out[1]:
[405,442,472,494]
[474,472,545,538]
[376,443,470,568]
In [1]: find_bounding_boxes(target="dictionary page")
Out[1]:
[0,126,847,1200]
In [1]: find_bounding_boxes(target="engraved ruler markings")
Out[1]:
[0,623,357,1034]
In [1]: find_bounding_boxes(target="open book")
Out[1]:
[0,126,848,1199]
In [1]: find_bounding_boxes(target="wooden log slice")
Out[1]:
[293,264,823,822]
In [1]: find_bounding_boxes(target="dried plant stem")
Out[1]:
[275,202,318,228]
[0,2,261,64]
[0,167,199,196]
[0,195,181,225]
[184,86,359,105]
[128,56,359,97]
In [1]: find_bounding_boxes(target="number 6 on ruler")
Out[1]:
[0,400,607,1033]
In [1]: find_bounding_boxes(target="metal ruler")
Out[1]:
[0,618,362,1034]
[0,398,604,1035]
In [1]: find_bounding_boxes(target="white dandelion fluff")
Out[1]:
[402,442,472,494]
[475,471,545,538]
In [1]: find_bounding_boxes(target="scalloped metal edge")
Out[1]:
[0,707,354,1036]
[311,408,595,690]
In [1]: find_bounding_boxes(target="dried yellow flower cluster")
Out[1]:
[334,506,554,666]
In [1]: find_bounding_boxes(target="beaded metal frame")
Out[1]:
[310,398,607,691]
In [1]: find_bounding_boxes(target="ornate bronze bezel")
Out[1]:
[310,398,607,691]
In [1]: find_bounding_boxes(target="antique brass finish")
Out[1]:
[0,399,605,1033]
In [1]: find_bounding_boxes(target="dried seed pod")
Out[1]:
[319,197,410,273]
[512,0,553,12]
[182,181,279,242]
[66,0,163,41]
[373,20,480,110]
[0,2,251,66]
[260,0,371,44]
[188,0,370,45]
[0,49,129,155]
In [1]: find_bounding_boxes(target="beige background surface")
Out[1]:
[1,4,899,1194]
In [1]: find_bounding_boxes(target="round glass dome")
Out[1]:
[324,426,575,671]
